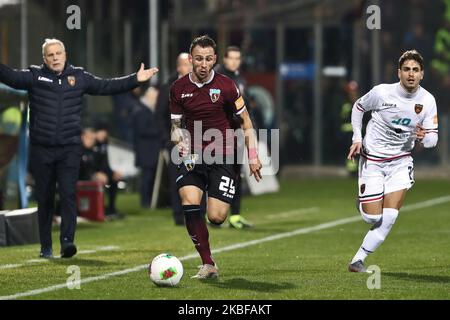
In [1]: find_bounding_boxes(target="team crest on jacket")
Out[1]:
[414,104,423,114]
[209,89,221,103]
[68,76,76,87]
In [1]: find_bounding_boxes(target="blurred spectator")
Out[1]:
[215,46,255,229]
[339,80,359,176]
[132,86,161,209]
[154,52,192,225]
[93,122,125,220]
[112,87,143,145]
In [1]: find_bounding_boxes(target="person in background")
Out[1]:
[0,38,158,258]
[155,52,193,225]
[215,46,254,229]
[133,86,161,209]
[93,122,125,220]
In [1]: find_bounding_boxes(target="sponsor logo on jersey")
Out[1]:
[38,76,53,83]
[382,102,397,107]
[181,93,193,98]
[209,88,221,103]
[68,76,76,86]
[414,104,423,114]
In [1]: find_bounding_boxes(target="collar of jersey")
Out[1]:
[189,70,215,88]
[396,81,420,99]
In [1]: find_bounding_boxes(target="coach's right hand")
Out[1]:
[347,142,362,162]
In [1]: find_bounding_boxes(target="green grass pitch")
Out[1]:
[0,178,449,300]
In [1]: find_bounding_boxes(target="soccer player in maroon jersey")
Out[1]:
[170,35,262,279]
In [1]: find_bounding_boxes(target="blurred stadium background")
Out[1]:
[1,0,449,208]
[1,0,450,301]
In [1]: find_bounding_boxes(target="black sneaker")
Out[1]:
[348,260,367,273]
[61,243,77,258]
[39,247,53,259]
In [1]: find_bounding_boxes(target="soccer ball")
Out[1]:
[149,253,183,287]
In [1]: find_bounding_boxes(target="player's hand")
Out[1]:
[176,138,190,157]
[249,158,263,182]
[347,142,362,161]
[136,63,159,82]
[415,124,426,141]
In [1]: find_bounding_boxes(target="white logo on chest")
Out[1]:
[181,93,193,98]
[38,76,53,83]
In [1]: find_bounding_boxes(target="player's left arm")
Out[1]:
[228,81,262,181]
[416,98,439,148]
[238,105,262,182]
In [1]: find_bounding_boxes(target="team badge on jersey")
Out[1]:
[414,104,423,114]
[360,184,366,194]
[68,76,76,87]
[209,89,221,103]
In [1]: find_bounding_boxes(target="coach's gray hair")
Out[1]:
[42,38,66,57]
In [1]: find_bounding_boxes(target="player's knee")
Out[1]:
[207,211,227,225]
[359,203,382,224]
[208,216,225,226]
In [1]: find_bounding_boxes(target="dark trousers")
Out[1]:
[168,160,183,224]
[139,166,156,208]
[106,180,118,214]
[30,144,81,249]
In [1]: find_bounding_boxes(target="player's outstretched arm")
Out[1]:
[239,109,262,182]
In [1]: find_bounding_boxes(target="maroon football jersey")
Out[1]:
[170,70,246,155]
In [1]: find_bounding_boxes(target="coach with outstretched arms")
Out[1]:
[0,38,158,259]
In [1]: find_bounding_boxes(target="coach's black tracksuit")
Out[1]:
[0,62,139,249]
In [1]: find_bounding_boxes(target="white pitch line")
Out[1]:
[266,207,319,219]
[1,195,449,300]
[0,246,120,270]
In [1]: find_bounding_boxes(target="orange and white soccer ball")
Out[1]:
[149,253,183,287]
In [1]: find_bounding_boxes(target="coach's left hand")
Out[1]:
[137,63,159,82]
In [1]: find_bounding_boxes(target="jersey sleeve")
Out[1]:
[422,97,438,133]
[169,83,183,120]
[421,96,439,148]
[225,80,246,116]
[350,86,379,142]
[355,86,380,112]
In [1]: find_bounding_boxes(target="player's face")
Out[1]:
[190,46,216,83]
[398,59,423,92]
[43,43,67,74]
[223,51,241,72]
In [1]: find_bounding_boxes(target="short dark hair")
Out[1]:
[189,35,217,55]
[398,50,424,70]
[224,46,241,58]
